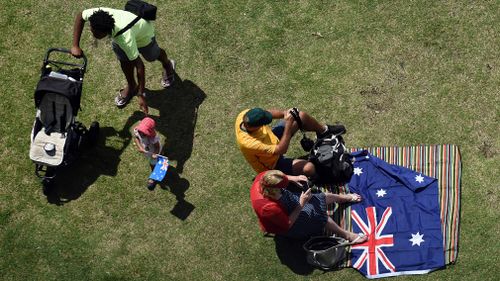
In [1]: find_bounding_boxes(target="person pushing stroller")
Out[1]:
[71,6,176,114]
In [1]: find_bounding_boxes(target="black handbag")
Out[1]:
[303,236,349,270]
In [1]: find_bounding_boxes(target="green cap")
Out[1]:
[244,108,273,127]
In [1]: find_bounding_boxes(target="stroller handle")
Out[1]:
[44,48,87,72]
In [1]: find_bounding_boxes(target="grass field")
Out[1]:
[0,0,499,280]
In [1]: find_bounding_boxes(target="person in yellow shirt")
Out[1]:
[235,108,345,176]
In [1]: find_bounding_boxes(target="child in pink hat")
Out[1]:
[133,117,162,190]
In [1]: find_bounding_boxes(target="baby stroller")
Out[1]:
[29,48,99,195]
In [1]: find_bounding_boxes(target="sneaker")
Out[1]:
[318,124,346,138]
[147,180,156,191]
[161,59,176,88]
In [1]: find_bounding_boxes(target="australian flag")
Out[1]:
[348,150,444,279]
[149,156,169,182]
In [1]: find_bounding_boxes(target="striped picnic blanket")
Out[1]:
[324,144,461,266]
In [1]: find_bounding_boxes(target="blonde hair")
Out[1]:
[260,170,286,198]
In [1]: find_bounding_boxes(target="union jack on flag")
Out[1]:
[348,151,445,279]
[351,207,395,277]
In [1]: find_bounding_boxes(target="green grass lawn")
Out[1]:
[0,0,499,280]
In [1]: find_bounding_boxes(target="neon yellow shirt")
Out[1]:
[82,8,155,61]
[235,109,279,173]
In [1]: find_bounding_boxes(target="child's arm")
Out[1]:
[133,136,147,154]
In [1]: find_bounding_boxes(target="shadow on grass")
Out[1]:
[46,112,143,205]
[46,73,205,221]
[274,235,315,275]
[146,73,206,220]
[159,166,195,221]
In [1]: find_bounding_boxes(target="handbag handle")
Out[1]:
[309,240,350,270]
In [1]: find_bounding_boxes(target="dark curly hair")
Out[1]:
[88,10,115,35]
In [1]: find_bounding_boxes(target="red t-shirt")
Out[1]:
[250,172,290,234]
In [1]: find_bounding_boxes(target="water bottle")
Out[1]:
[49,71,68,80]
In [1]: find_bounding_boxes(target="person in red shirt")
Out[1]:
[250,170,368,243]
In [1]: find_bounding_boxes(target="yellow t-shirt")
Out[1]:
[82,8,155,61]
[235,109,280,173]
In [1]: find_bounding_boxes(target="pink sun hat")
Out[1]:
[136,117,156,137]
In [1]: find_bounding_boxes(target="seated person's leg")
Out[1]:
[275,157,305,192]
[325,192,362,204]
[291,159,316,177]
[297,110,346,136]
[325,217,368,244]
[297,111,325,133]
[274,156,294,175]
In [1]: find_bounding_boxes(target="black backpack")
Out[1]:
[115,1,157,38]
[309,134,354,185]
[125,0,157,20]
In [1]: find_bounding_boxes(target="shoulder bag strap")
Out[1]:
[114,16,141,38]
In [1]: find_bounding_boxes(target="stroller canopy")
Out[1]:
[34,76,82,116]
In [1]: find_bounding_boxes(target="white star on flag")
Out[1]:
[409,232,425,246]
[415,174,424,183]
[354,167,363,176]
[376,189,387,197]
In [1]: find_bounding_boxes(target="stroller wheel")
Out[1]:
[88,121,100,146]
[42,179,54,196]
[78,133,87,149]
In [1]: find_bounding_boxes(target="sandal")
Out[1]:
[349,193,362,202]
[161,59,176,88]
[115,87,137,108]
[350,233,367,245]
[338,193,362,203]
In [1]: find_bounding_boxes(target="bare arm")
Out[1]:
[133,135,146,153]
[134,57,148,114]
[71,11,85,57]
[287,188,312,226]
[268,109,286,119]
[273,111,295,155]
[287,175,308,187]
